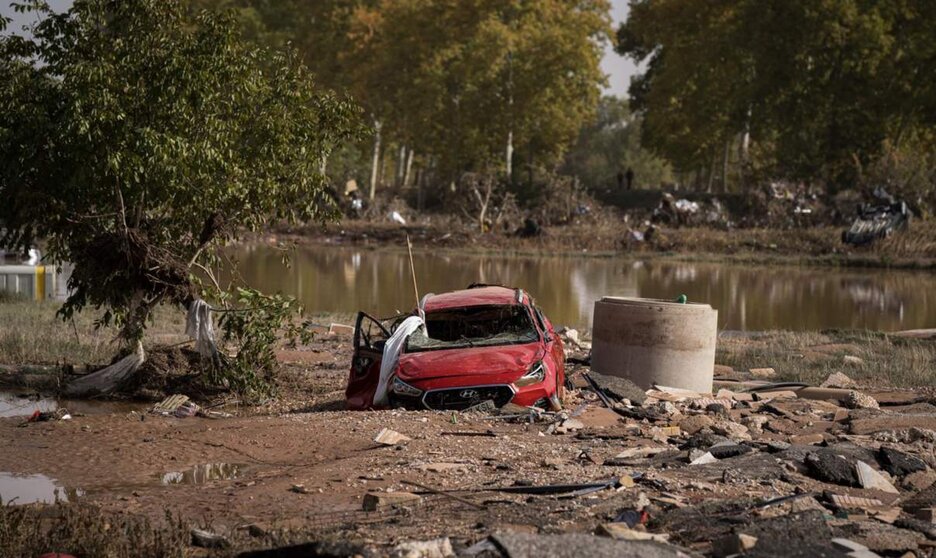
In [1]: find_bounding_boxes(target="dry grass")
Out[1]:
[0,502,188,558]
[0,299,186,366]
[716,329,936,388]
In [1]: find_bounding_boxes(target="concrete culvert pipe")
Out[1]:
[591,297,718,393]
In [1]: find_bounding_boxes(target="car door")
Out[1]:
[534,306,565,391]
[345,312,390,410]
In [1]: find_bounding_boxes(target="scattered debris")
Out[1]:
[374,428,411,446]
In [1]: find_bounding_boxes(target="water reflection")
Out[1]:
[0,473,84,504]
[160,463,244,485]
[0,391,137,418]
[227,245,935,332]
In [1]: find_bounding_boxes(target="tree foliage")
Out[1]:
[192,0,612,184]
[0,0,362,341]
[618,0,936,188]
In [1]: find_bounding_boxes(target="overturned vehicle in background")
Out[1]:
[842,192,911,246]
[346,285,565,412]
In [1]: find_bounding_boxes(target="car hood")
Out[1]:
[396,342,544,382]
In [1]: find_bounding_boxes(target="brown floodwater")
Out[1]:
[227,244,935,332]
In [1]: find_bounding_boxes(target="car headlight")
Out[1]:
[515,361,546,387]
[390,376,423,397]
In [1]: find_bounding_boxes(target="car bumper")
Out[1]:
[388,377,554,411]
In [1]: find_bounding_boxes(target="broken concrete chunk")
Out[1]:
[741,415,769,433]
[903,471,936,491]
[830,494,884,510]
[690,452,717,465]
[805,451,860,487]
[846,391,880,410]
[789,433,826,446]
[878,446,928,477]
[712,533,757,558]
[374,428,411,446]
[363,491,422,511]
[856,461,900,494]
[821,372,859,389]
[587,371,648,405]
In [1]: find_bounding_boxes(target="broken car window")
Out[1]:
[405,305,539,352]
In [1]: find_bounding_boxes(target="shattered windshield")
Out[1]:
[405,305,539,352]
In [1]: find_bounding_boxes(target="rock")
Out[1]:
[821,372,859,389]
[708,444,753,459]
[391,537,454,558]
[191,528,231,549]
[749,367,776,379]
[711,421,752,441]
[690,452,717,465]
[846,391,879,410]
[374,428,411,446]
[741,415,769,433]
[587,371,648,405]
[830,538,876,555]
[805,451,860,487]
[903,471,936,491]
[878,447,928,477]
[712,533,758,557]
[705,403,729,418]
[856,461,900,494]
[555,418,585,434]
[678,414,714,435]
[363,492,421,511]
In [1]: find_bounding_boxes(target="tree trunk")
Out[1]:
[369,119,382,201]
[506,129,513,181]
[722,139,731,193]
[403,149,415,188]
[397,145,406,186]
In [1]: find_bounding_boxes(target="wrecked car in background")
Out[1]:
[842,188,911,246]
[346,285,565,411]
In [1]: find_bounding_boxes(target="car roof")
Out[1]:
[423,286,525,312]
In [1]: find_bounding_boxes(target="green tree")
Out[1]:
[0,0,361,345]
[618,0,936,189]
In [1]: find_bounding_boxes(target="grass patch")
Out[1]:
[0,503,187,558]
[0,300,186,366]
[717,330,936,388]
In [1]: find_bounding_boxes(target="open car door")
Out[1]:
[345,312,391,410]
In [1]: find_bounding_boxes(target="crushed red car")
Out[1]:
[346,285,565,411]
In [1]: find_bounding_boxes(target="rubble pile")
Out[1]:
[359,367,936,558]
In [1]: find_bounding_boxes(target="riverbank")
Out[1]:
[274,219,936,270]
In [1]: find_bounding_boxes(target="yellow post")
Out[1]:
[34,265,45,300]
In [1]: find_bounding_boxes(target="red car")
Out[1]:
[346,285,565,411]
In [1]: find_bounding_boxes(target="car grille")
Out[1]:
[422,385,514,411]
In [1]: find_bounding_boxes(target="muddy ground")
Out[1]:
[3,330,936,557]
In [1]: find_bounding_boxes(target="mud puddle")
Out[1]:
[0,390,140,418]
[0,472,84,505]
[160,463,246,485]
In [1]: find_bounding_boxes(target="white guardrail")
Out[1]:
[0,265,69,301]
